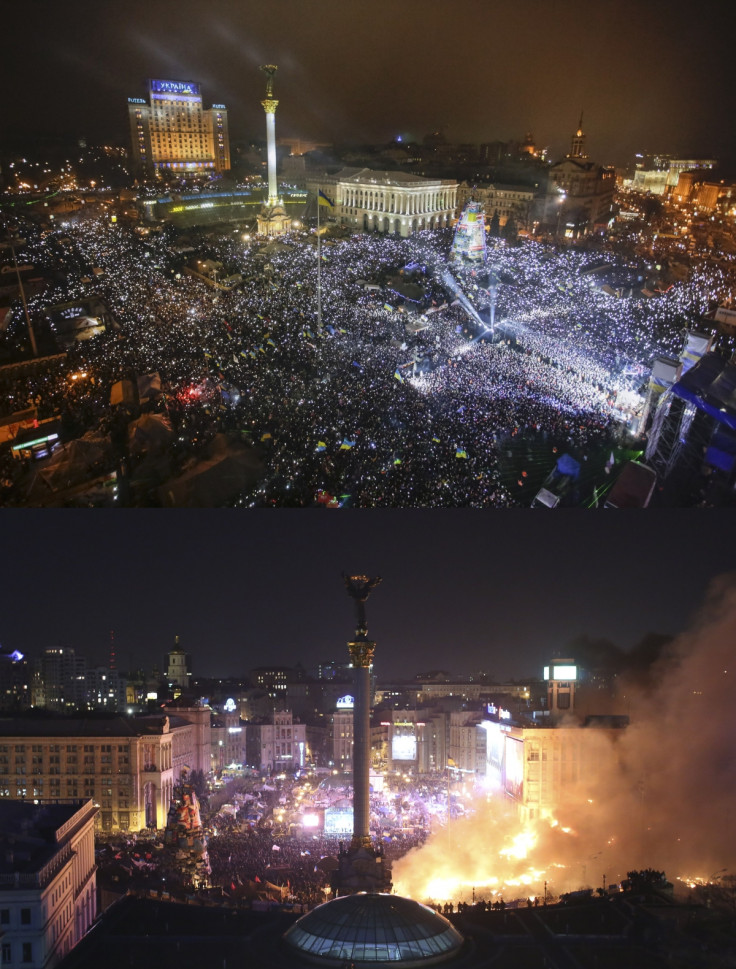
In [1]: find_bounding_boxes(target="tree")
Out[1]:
[490,209,500,238]
[188,769,210,809]
[625,869,668,892]
[503,214,518,244]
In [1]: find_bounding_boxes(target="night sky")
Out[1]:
[4,0,734,168]
[2,511,734,682]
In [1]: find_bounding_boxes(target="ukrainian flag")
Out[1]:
[340,438,356,450]
[394,370,404,384]
[318,189,334,209]
[456,448,468,459]
[316,441,327,452]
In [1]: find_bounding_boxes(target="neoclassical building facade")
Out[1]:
[311,168,457,237]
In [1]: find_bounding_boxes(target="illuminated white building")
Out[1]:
[210,699,244,770]
[482,716,627,821]
[480,663,628,821]
[312,169,457,237]
[127,79,230,177]
[0,800,97,969]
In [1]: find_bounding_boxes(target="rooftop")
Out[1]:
[284,893,464,966]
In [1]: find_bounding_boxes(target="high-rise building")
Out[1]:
[127,79,230,178]
[31,648,125,713]
[31,648,87,711]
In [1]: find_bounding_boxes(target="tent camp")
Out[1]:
[38,432,112,491]
[127,413,173,455]
[159,434,263,507]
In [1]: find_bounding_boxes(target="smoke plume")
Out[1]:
[392,573,736,902]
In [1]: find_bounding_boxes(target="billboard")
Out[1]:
[504,736,524,801]
[392,722,417,762]
[150,79,201,97]
[545,665,577,681]
[324,807,353,835]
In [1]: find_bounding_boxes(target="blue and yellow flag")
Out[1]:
[456,448,468,459]
[318,189,334,209]
[340,438,356,450]
[394,370,404,384]
[316,441,327,452]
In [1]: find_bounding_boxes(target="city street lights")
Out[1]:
[1,234,38,356]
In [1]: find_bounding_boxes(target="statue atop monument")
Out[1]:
[343,574,381,637]
[260,64,278,98]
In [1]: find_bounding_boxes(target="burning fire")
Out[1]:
[392,808,577,904]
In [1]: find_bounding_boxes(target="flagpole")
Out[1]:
[316,186,322,333]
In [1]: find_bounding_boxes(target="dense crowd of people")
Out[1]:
[1,210,732,505]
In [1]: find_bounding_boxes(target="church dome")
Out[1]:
[283,892,464,967]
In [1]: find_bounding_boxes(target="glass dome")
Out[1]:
[283,892,464,967]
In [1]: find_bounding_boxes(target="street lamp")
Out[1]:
[555,192,567,241]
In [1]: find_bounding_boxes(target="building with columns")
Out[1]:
[310,169,457,237]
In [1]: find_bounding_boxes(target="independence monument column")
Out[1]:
[343,574,381,847]
[257,65,290,236]
[260,65,280,207]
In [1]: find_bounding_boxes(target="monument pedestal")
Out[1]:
[332,840,392,897]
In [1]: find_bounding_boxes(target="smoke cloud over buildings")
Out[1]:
[393,573,736,902]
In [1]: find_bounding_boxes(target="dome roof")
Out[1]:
[283,893,463,967]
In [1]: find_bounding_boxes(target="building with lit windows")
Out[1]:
[0,715,205,833]
[245,710,307,773]
[0,800,97,969]
[456,182,536,231]
[250,666,291,698]
[545,117,615,236]
[481,714,628,821]
[127,79,230,178]
[309,169,457,237]
[31,649,124,713]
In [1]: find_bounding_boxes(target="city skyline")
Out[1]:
[3,0,735,169]
[3,511,734,682]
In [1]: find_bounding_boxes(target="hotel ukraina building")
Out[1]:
[128,79,230,177]
[308,168,458,237]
